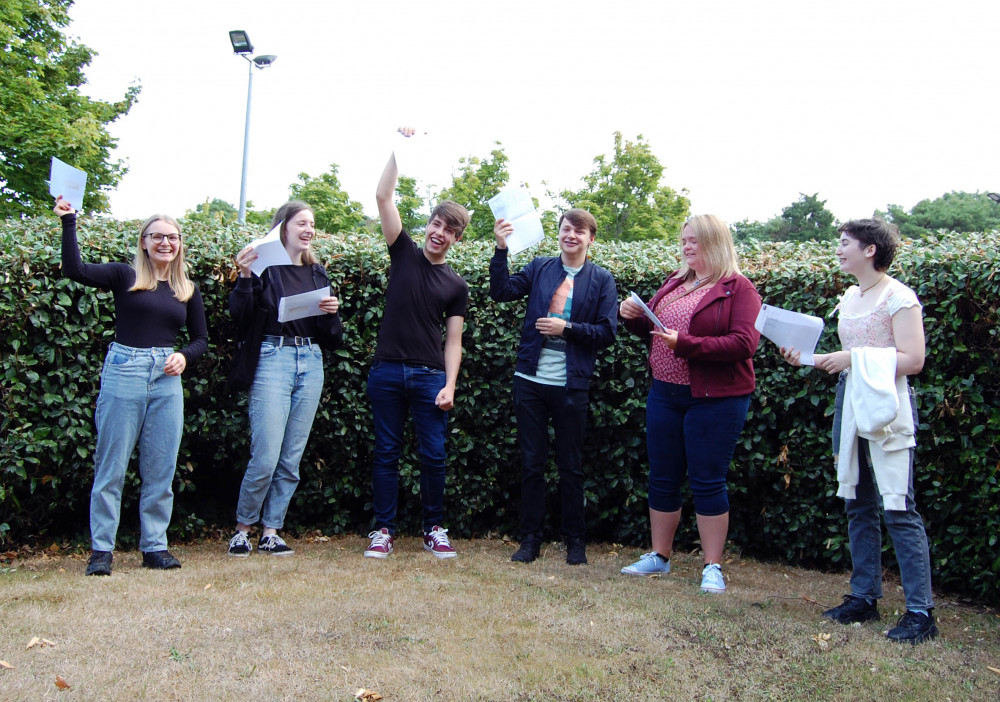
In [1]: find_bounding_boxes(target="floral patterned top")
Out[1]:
[650,284,713,384]
[837,277,921,351]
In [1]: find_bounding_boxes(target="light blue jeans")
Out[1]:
[236,341,324,530]
[91,342,183,553]
[834,372,934,611]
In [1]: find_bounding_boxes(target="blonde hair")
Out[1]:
[129,214,195,302]
[672,214,741,284]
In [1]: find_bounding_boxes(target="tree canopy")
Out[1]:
[288,163,364,234]
[435,144,510,241]
[882,191,1000,238]
[561,132,689,242]
[732,193,838,242]
[0,0,139,218]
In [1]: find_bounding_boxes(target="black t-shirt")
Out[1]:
[60,214,208,362]
[373,231,468,369]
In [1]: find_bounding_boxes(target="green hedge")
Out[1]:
[1,217,997,602]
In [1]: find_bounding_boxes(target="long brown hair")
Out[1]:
[273,201,318,265]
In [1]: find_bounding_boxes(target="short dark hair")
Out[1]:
[429,201,470,239]
[838,218,899,271]
[558,208,597,237]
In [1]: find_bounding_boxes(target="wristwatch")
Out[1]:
[564,322,573,333]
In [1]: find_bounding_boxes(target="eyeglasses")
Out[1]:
[144,233,181,244]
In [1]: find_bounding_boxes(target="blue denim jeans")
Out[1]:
[90,343,183,552]
[834,372,934,610]
[512,376,590,541]
[645,380,751,516]
[367,360,448,534]
[236,341,324,530]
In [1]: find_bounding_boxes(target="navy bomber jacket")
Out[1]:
[489,248,618,391]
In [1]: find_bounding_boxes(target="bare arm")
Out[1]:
[892,305,925,376]
[436,315,464,410]
[375,152,403,247]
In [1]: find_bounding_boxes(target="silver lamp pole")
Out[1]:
[229,31,276,224]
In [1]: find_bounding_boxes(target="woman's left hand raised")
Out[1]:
[163,352,187,376]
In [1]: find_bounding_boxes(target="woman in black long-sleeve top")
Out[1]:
[55,196,208,576]
[226,200,342,558]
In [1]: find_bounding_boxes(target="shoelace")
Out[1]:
[426,528,451,547]
[368,530,392,548]
[230,532,250,548]
[261,535,285,548]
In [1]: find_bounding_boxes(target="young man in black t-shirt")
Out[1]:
[364,136,470,560]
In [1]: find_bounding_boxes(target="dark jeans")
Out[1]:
[645,380,751,516]
[367,361,448,534]
[512,375,590,541]
[834,372,934,610]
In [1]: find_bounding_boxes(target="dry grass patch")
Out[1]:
[1,537,998,701]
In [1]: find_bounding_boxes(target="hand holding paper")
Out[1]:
[754,304,824,365]
[629,292,666,330]
[277,286,333,323]
[488,187,544,256]
[247,223,293,277]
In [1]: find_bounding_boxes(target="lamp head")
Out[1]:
[253,54,277,68]
[987,193,1000,205]
[229,30,253,55]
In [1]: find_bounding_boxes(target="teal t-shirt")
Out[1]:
[515,263,582,386]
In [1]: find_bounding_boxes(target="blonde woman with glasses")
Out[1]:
[54,196,208,576]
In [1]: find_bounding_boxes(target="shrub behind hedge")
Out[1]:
[1,217,997,602]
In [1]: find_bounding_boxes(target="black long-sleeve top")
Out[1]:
[60,213,209,362]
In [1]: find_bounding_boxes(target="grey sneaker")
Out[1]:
[700,563,725,593]
[227,530,253,557]
[621,551,670,576]
[258,534,294,556]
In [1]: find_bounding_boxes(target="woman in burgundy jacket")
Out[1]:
[618,214,761,593]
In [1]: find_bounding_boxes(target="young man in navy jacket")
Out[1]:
[489,209,618,564]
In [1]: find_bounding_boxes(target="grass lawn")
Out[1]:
[2,536,998,701]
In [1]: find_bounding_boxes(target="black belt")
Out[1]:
[262,335,315,348]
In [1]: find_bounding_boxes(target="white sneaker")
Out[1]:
[700,563,725,593]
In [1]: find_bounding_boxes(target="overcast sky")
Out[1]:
[66,0,1000,226]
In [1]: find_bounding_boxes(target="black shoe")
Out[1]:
[511,538,540,563]
[141,550,182,570]
[887,610,938,644]
[85,550,112,576]
[823,595,879,624]
[566,537,587,565]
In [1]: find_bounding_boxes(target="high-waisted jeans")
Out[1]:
[90,342,183,552]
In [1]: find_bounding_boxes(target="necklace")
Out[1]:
[858,274,886,297]
[690,275,710,289]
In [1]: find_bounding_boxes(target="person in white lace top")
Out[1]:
[781,218,937,645]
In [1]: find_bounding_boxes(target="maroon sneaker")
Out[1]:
[364,528,394,558]
[423,525,457,559]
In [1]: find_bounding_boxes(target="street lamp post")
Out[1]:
[229,30,276,224]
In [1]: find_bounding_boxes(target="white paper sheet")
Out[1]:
[629,291,667,331]
[248,223,293,277]
[277,286,331,323]
[48,157,88,207]
[488,187,545,256]
[754,304,825,366]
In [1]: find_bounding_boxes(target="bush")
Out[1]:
[1,217,997,602]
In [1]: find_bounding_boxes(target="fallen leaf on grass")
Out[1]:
[812,632,832,650]
[55,675,70,689]
[0,660,14,669]
[987,666,1000,676]
[204,583,213,590]
[26,637,40,649]
[355,688,383,700]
